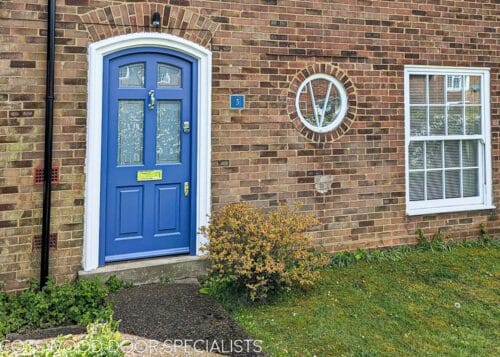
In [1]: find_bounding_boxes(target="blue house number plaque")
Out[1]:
[230,95,245,109]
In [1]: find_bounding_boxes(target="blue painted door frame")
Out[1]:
[99,47,198,265]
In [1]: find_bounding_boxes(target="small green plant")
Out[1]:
[479,223,491,244]
[330,225,497,269]
[415,228,452,252]
[0,278,124,338]
[105,275,132,293]
[201,203,329,302]
[159,274,174,284]
[0,321,126,356]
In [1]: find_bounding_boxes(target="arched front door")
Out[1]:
[99,47,198,264]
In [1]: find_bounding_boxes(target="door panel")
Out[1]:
[116,187,143,237]
[156,185,180,232]
[101,49,195,263]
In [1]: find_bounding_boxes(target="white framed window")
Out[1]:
[295,73,348,133]
[404,66,493,215]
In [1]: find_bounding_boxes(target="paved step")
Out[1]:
[78,255,209,285]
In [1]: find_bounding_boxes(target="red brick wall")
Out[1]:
[0,0,498,291]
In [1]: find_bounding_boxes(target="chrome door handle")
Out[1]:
[148,90,155,109]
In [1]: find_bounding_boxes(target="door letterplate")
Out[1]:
[137,170,162,181]
[184,182,190,197]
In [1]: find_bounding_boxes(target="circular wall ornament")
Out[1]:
[295,73,348,133]
[287,63,357,142]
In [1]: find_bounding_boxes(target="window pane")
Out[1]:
[429,106,445,135]
[119,63,145,88]
[410,107,427,136]
[445,170,461,198]
[444,141,460,168]
[157,101,181,163]
[465,106,481,135]
[297,85,316,126]
[447,106,463,135]
[446,75,463,103]
[322,84,342,126]
[158,64,181,88]
[462,140,478,167]
[427,171,443,200]
[410,75,427,104]
[426,141,442,169]
[428,75,445,104]
[409,141,424,170]
[118,100,144,165]
[465,76,481,104]
[409,172,425,201]
[463,169,479,197]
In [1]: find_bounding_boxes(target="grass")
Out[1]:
[231,245,500,356]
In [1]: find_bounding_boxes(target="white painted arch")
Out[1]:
[83,32,212,271]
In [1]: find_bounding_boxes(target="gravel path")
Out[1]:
[110,283,264,356]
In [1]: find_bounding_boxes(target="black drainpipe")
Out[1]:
[40,0,56,289]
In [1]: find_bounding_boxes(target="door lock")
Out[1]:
[183,121,190,134]
[184,182,190,197]
[148,89,156,109]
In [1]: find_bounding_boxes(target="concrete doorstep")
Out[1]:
[78,255,210,285]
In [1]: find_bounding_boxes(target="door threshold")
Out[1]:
[78,255,209,285]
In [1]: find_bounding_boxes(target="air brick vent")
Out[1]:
[32,233,58,251]
[34,166,59,185]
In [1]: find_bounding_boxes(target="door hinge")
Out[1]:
[184,181,190,197]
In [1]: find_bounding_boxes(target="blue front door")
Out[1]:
[100,48,197,264]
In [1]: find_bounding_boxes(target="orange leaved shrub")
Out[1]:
[200,202,328,301]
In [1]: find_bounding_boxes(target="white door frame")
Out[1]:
[82,32,212,271]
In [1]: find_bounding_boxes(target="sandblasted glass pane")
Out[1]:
[444,141,460,168]
[445,170,461,198]
[447,106,463,135]
[158,64,181,88]
[465,76,481,104]
[409,141,424,170]
[409,172,425,201]
[409,75,427,104]
[157,101,181,163]
[410,107,427,136]
[427,171,443,200]
[465,106,481,135]
[118,100,144,165]
[463,169,479,197]
[426,141,442,169]
[429,106,445,135]
[428,75,445,104]
[119,63,144,88]
[462,140,478,167]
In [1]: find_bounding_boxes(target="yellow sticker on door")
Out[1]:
[137,170,163,181]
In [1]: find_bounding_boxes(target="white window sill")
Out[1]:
[407,204,496,216]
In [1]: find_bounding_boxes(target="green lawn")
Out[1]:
[232,246,500,356]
